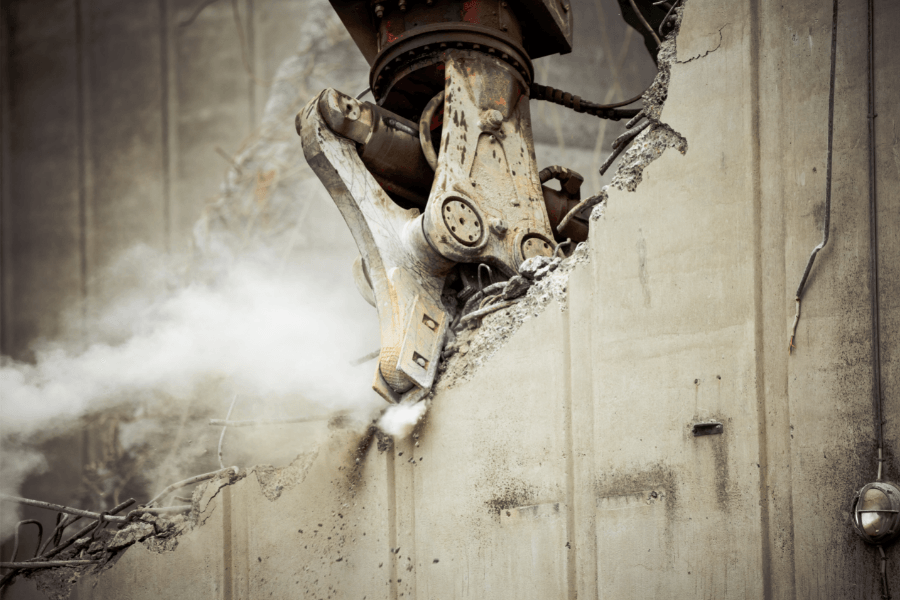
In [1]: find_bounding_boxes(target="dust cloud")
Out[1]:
[0,243,383,541]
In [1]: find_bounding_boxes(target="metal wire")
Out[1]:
[628,0,661,47]
[598,120,651,176]
[553,239,572,258]
[208,416,332,427]
[477,264,493,292]
[0,561,98,570]
[0,498,135,590]
[865,0,885,481]
[218,394,239,470]
[145,467,237,508]
[457,300,517,329]
[789,0,838,354]
[7,521,42,563]
[658,0,681,37]
[0,494,125,523]
[39,513,77,556]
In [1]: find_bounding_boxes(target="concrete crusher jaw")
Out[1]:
[298,0,586,404]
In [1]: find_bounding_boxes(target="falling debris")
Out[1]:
[377,403,428,439]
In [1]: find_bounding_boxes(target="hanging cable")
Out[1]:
[788,0,838,354]
[529,84,642,121]
[865,0,885,483]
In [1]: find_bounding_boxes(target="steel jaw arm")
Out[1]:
[299,90,454,404]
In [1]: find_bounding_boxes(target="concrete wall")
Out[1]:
[3,0,898,597]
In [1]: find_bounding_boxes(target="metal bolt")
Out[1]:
[374,4,385,18]
[425,319,436,329]
[483,109,503,131]
[416,357,426,367]
[399,0,406,10]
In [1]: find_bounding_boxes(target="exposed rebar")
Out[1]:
[0,561,98,570]
[145,467,237,508]
[0,494,125,523]
[599,120,651,176]
[40,499,134,560]
[7,521,42,563]
[208,416,332,427]
[628,0,662,47]
[457,300,517,329]
[218,394,239,470]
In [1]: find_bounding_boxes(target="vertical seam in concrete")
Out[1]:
[245,0,256,128]
[0,0,11,355]
[563,311,577,600]
[163,0,179,253]
[749,1,775,598]
[159,0,171,253]
[223,484,234,600]
[74,0,89,325]
[386,447,398,600]
[405,443,417,600]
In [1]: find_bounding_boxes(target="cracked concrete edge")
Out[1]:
[192,467,245,526]
[434,8,690,391]
[250,450,319,502]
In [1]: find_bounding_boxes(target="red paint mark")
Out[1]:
[462,0,478,24]
[385,21,398,43]
[494,98,507,106]
[430,108,444,131]
[437,63,445,70]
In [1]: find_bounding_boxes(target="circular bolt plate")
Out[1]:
[521,236,553,259]
[443,199,482,246]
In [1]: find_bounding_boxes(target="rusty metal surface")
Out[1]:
[300,5,600,402]
[539,165,589,243]
[329,0,572,69]
[313,89,434,207]
[300,90,454,401]
[421,53,555,276]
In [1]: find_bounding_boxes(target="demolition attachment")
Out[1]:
[299,0,591,403]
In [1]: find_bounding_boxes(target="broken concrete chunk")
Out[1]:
[107,522,155,551]
[518,255,553,279]
[502,275,531,300]
[86,529,115,554]
[533,257,562,280]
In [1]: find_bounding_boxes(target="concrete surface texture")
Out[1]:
[3,0,899,598]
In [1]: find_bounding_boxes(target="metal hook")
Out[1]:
[477,264,493,292]
[554,239,572,258]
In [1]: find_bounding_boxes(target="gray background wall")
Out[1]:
[0,0,654,362]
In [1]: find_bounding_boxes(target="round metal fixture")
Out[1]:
[851,481,900,544]
[442,198,483,246]
[521,235,553,260]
